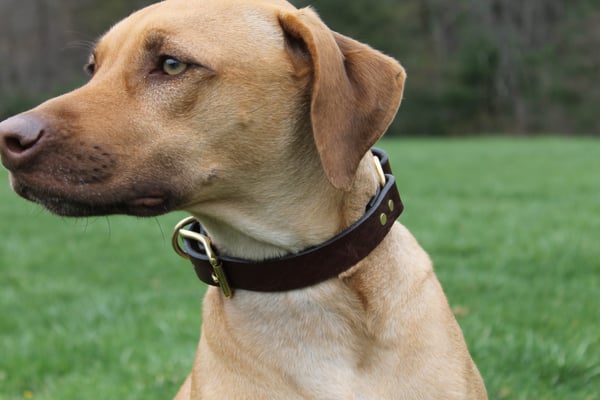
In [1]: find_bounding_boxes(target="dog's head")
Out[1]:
[0,0,405,217]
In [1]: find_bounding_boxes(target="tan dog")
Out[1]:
[0,0,487,398]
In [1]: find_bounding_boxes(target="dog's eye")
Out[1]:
[162,57,188,76]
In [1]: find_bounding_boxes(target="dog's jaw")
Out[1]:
[10,177,173,217]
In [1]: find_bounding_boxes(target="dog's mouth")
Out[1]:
[12,179,175,217]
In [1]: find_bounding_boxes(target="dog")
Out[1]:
[0,0,487,398]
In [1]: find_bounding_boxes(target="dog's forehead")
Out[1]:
[96,0,296,62]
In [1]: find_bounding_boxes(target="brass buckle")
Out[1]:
[373,154,386,187]
[172,217,234,298]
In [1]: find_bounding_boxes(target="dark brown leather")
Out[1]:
[182,148,403,292]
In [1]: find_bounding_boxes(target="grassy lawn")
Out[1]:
[1,137,598,399]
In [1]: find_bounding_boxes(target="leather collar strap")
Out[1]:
[175,148,403,297]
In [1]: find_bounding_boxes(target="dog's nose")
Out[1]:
[0,114,46,169]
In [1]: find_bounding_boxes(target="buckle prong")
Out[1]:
[373,154,386,187]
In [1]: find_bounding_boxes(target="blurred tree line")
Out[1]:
[0,0,598,135]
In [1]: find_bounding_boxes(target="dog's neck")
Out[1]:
[187,153,396,387]
[186,153,379,262]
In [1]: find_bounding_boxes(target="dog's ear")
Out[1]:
[279,8,406,190]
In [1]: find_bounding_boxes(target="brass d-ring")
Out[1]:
[171,216,234,298]
[172,216,198,259]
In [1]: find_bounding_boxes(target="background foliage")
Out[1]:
[0,0,598,135]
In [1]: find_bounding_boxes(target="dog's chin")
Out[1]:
[13,182,175,218]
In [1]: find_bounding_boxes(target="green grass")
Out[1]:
[1,137,599,399]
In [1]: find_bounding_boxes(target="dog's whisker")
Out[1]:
[153,217,167,243]
[104,216,112,238]
[64,38,98,52]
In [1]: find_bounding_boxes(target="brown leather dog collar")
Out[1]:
[172,148,403,298]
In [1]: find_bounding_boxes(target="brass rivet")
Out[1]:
[388,199,395,212]
[380,213,388,226]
